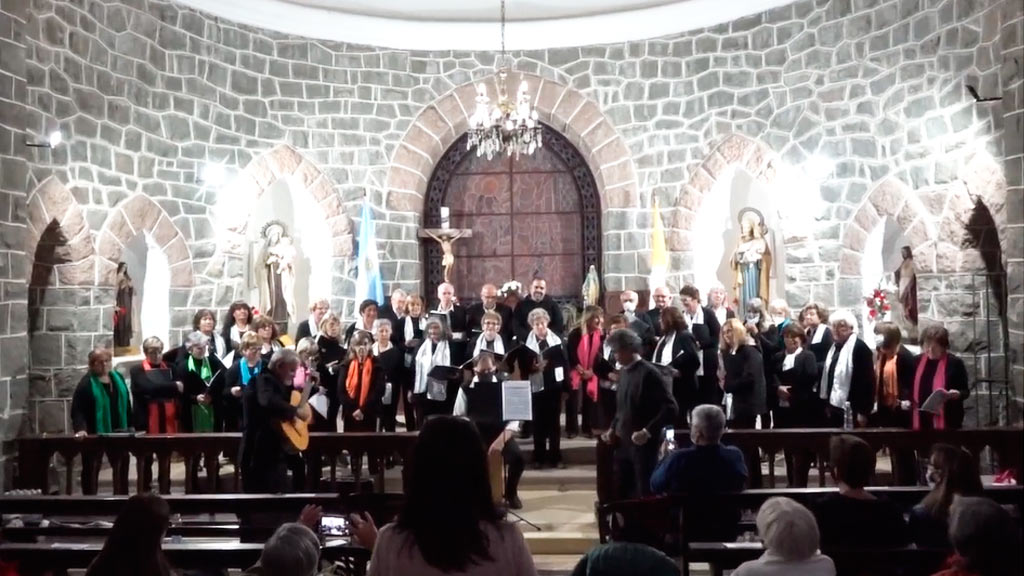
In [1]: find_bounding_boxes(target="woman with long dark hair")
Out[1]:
[84,493,174,576]
[222,300,253,352]
[351,416,536,576]
[909,444,983,548]
[652,306,700,425]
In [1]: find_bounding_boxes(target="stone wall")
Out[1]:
[0,0,31,489]
[1000,0,1024,399]
[0,0,1017,465]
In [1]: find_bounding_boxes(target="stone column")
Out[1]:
[0,0,31,489]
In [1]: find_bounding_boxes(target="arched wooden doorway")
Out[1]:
[423,125,601,306]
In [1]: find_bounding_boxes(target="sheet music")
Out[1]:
[919,389,950,414]
[502,380,533,421]
[309,391,328,418]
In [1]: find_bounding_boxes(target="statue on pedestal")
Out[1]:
[731,208,772,313]
[113,262,134,348]
[252,221,297,324]
[582,265,601,307]
[894,245,918,327]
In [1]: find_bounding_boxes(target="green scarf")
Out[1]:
[90,371,129,434]
[187,355,212,382]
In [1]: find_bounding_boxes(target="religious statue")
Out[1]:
[894,245,918,326]
[252,221,297,324]
[582,264,601,307]
[113,262,134,348]
[420,228,472,284]
[730,208,773,313]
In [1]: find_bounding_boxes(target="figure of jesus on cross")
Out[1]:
[420,228,472,284]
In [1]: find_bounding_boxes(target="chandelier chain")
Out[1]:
[500,0,506,63]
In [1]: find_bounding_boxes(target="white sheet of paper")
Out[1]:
[221,350,235,368]
[502,380,533,421]
[309,391,329,418]
[554,366,564,382]
[919,389,950,414]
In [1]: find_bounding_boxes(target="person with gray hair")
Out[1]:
[819,309,875,427]
[600,329,677,499]
[517,304,569,468]
[239,347,308,493]
[246,522,321,576]
[172,330,226,434]
[939,496,1022,576]
[733,497,835,576]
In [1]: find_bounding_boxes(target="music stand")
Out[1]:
[502,449,541,532]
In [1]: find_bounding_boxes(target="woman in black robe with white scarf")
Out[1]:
[412,316,456,423]
[652,306,701,426]
[399,295,427,430]
[515,307,568,469]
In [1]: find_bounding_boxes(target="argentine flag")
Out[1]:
[354,199,383,306]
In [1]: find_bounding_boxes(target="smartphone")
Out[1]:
[319,515,350,536]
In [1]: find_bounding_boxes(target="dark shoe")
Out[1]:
[582,432,594,439]
[531,461,544,470]
[566,433,578,440]
[506,494,523,510]
[555,461,567,470]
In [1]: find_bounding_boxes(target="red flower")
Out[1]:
[883,303,891,311]
[868,309,878,319]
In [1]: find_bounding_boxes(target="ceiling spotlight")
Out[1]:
[198,162,226,187]
[804,155,834,182]
[24,130,62,148]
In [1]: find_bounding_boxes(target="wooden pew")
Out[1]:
[595,427,1024,503]
[0,539,370,573]
[15,432,418,495]
[595,485,1024,543]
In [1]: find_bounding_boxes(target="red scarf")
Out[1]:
[346,358,374,409]
[571,330,601,400]
[913,353,948,430]
[142,359,177,435]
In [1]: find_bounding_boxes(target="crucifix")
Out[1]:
[419,227,472,284]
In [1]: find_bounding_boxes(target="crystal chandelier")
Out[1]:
[466,0,543,159]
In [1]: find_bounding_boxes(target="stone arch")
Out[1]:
[96,194,194,288]
[670,133,780,252]
[937,151,1011,273]
[839,177,938,278]
[25,176,96,287]
[218,144,353,260]
[383,72,639,214]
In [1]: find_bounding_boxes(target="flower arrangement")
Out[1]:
[499,280,522,298]
[864,279,896,320]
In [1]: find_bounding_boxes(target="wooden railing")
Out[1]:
[16,432,418,495]
[595,427,1024,503]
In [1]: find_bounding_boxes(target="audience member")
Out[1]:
[910,444,984,548]
[932,496,1022,576]
[84,493,174,576]
[570,543,680,576]
[813,435,908,547]
[913,325,969,430]
[350,416,536,576]
[602,329,677,499]
[245,522,321,576]
[733,497,835,576]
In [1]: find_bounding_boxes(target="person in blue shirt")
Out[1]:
[650,404,748,542]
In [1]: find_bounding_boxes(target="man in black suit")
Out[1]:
[378,289,408,347]
[514,277,565,342]
[644,286,674,338]
[600,329,678,500]
[680,284,723,407]
[433,282,469,364]
[239,349,310,494]
[466,283,514,342]
[293,298,330,342]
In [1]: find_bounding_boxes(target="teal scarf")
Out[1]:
[90,371,129,434]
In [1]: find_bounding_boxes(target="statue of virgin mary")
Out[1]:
[251,221,297,324]
[730,208,773,313]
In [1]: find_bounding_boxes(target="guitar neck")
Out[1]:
[297,381,315,406]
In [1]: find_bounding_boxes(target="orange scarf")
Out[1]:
[875,352,900,409]
[346,358,373,409]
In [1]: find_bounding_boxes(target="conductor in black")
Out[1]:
[453,351,526,510]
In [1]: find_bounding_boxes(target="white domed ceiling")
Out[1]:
[175,0,798,50]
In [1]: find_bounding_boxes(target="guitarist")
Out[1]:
[239,348,311,494]
[340,332,385,474]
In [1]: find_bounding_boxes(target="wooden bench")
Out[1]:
[16,432,418,495]
[595,485,1024,543]
[595,427,1024,503]
[0,539,370,574]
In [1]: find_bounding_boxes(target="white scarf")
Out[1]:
[713,306,727,327]
[414,339,450,394]
[473,333,505,357]
[229,324,248,346]
[684,306,705,376]
[782,346,802,371]
[656,331,676,365]
[404,316,425,343]
[821,339,856,408]
[810,323,827,345]
[372,341,392,356]
[525,330,562,392]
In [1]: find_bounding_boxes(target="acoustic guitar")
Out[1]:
[280,363,319,451]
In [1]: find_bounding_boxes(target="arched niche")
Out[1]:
[691,166,787,307]
[117,231,171,351]
[860,216,913,342]
[246,175,333,333]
